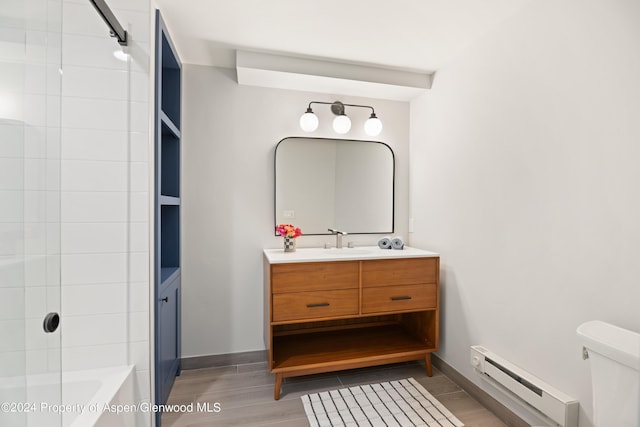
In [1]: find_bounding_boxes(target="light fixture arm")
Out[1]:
[306,101,375,116]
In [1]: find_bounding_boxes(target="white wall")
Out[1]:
[409,0,640,425]
[181,64,409,357]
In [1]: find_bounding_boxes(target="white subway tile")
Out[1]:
[129,191,148,223]
[130,100,150,133]
[0,288,24,320]
[25,349,48,375]
[130,162,148,192]
[25,348,61,375]
[0,350,26,377]
[24,158,45,190]
[24,286,46,318]
[130,71,149,102]
[46,127,62,160]
[0,223,24,258]
[62,2,107,37]
[110,0,149,13]
[45,254,60,287]
[61,159,128,192]
[0,252,25,287]
[128,311,148,342]
[46,191,61,223]
[47,0,63,34]
[61,191,127,222]
[24,190,46,223]
[61,313,126,347]
[0,158,22,190]
[62,343,127,372]
[46,94,61,127]
[129,222,149,253]
[128,282,148,313]
[61,96,127,130]
[0,122,24,158]
[0,28,28,63]
[123,10,150,43]
[61,222,127,253]
[46,223,60,255]
[23,93,47,126]
[22,0,49,32]
[46,63,62,96]
[128,41,151,74]
[0,191,23,222]
[129,252,149,283]
[24,254,46,286]
[61,253,127,285]
[0,320,25,352]
[61,128,127,161]
[62,65,128,100]
[62,34,127,70]
[25,63,46,95]
[0,89,23,121]
[23,125,47,159]
[25,316,59,350]
[24,222,46,255]
[129,340,149,371]
[46,159,60,191]
[129,131,149,162]
[62,283,126,316]
[0,62,24,95]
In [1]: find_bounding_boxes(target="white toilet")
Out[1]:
[577,320,640,427]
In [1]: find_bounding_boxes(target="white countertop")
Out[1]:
[263,245,439,264]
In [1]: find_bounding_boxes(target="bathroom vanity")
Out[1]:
[263,246,439,399]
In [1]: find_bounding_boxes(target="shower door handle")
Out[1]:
[43,312,60,333]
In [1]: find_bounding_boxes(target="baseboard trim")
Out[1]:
[181,350,267,370]
[431,354,530,427]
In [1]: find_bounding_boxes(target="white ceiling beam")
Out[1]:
[236,51,432,102]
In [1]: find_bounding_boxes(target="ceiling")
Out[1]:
[155,0,531,73]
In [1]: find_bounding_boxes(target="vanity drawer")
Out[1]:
[272,289,358,322]
[271,261,359,293]
[362,258,437,287]
[362,283,436,314]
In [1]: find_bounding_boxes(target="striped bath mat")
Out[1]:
[301,378,464,427]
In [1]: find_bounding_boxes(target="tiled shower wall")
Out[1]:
[0,0,63,380]
[60,0,151,420]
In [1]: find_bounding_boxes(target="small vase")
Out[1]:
[284,236,296,252]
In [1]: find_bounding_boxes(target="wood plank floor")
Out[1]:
[162,361,508,427]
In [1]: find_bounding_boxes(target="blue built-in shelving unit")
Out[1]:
[155,10,181,421]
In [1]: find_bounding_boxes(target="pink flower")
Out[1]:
[276,224,302,238]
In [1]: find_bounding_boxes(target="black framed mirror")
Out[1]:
[275,137,394,235]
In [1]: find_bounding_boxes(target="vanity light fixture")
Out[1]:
[299,101,383,136]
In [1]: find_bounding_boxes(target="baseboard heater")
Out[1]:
[470,345,579,427]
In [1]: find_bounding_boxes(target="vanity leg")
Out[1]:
[274,373,283,400]
[425,354,433,377]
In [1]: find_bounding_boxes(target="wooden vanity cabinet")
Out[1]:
[264,255,439,400]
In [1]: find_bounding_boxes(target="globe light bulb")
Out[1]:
[364,114,382,136]
[333,115,351,134]
[299,109,318,132]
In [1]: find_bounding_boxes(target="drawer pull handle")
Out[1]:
[307,303,330,308]
[391,296,412,301]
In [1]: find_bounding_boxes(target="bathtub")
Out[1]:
[0,365,137,427]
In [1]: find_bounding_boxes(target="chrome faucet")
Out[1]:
[328,228,348,248]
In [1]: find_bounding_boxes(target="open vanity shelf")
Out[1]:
[263,247,440,400]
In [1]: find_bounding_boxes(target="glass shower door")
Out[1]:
[0,0,62,426]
